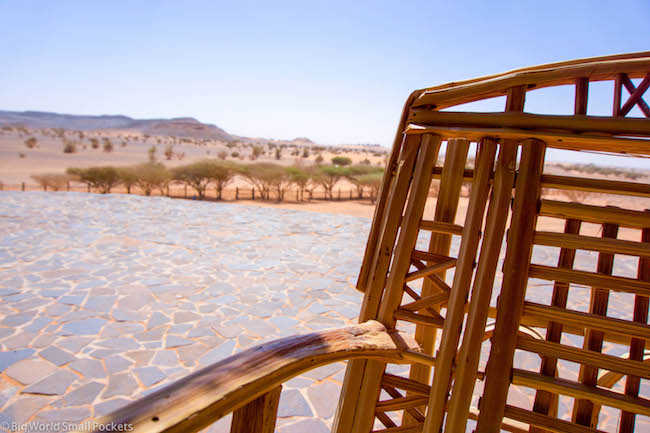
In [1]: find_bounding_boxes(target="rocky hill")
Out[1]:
[0,110,233,141]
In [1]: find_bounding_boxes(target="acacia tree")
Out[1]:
[286,165,310,201]
[31,174,75,191]
[134,163,170,196]
[241,162,289,201]
[346,165,384,198]
[116,167,138,194]
[212,161,239,200]
[356,172,383,203]
[66,166,120,193]
[311,165,349,200]
[172,160,216,199]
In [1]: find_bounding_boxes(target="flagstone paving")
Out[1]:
[0,191,646,432]
[0,192,368,432]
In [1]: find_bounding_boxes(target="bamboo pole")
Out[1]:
[444,140,519,432]
[475,139,546,433]
[516,336,650,380]
[408,110,650,137]
[348,134,441,433]
[403,138,469,426]
[620,218,650,433]
[357,90,423,292]
[332,135,421,433]
[530,218,581,430]
[533,231,650,257]
[528,264,650,297]
[512,369,650,417]
[573,221,618,429]
[423,138,497,433]
[413,53,650,110]
[539,200,650,229]
[522,302,650,341]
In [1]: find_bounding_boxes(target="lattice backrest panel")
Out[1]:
[333,52,650,433]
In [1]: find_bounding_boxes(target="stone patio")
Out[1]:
[0,192,370,432]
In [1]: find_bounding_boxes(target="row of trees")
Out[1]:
[47,160,384,202]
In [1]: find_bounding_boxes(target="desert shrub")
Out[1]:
[331,156,352,166]
[302,148,310,158]
[356,172,383,203]
[148,146,157,163]
[133,163,170,196]
[563,189,590,202]
[165,144,174,160]
[24,137,37,149]
[31,174,75,191]
[346,165,384,198]
[250,145,264,160]
[19,152,25,158]
[103,138,113,153]
[172,160,237,199]
[116,166,138,194]
[360,158,371,165]
[286,165,311,201]
[217,150,228,160]
[66,166,120,193]
[240,162,290,201]
[63,140,77,153]
[90,138,99,149]
[315,154,324,164]
[231,151,240,158]
[275,148,282,160]
[311,165,350,199]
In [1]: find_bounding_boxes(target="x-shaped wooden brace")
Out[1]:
[615,72,650,117]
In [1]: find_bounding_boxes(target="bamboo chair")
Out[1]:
[94,52,650,433]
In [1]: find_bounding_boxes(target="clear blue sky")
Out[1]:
[1,1,649,167]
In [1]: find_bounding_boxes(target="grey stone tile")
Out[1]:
[307,380,340,419]
[39,346,76,366]
[22,370,77,395]
[134,366,165,387]
[165,335,193,348]
[55,382,103,407]
[0,348,35,372]
[277,389,312,417]
[102,373,138,399]
[60,318,107,336]
[5,359,57,385]
[69,359,106,379]
[197,340,236,366]
[0,396,51,424]
[277,418,329,433]
[94,398,131,417]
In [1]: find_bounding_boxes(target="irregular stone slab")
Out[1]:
[69,358,106,379]
[0,395,51,424]
[61,318,107,336]
[173,311,201,324]
[57,336,94,353]
[152,350,178,367]
[102,373,138,399]
[277,389,313,418]
[146,312,170,330]
[39,346,75,366]
[22,369,77,395]
[301,362,344,381]
[277,418,329,433]
[5,359,57,385]
[36,406,91,423]
[97,337,140,351]
[1,312,36,327]
[134,366,166,387]
[306,380,340,419]
[24,317,53,333]
[0,348,35,372]
[94,398,131,417]
[2,332,35,350]
[105,355,133,375]
[165,335,194,348]
[197,340,236,366]
[55,381,103,407]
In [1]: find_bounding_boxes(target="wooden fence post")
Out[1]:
[230,386,282,433]
[236,187,239,200]
[184,184,187,198]
[87,184,90,193]
[338,189,341,200]
[21,182,25,191]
